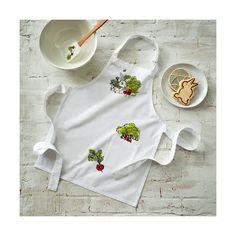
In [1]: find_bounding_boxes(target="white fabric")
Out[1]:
[33,35,200,207]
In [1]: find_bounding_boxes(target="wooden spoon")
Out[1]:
[67,19,108,62]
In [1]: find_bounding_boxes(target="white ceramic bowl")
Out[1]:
[161,63,208,108]
[39,20,97,70]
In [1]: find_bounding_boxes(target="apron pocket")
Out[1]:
[103,134,139,171]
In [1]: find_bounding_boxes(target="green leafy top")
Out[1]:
[124,75,141,94]
[88,149,104,163]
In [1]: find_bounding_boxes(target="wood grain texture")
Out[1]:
[20,20,216,216]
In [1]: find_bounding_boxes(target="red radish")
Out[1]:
[96,164,104,171]
[126,89,132,95]
[123,89,132,95]
[123,134,131,142]
[127,138,131,142]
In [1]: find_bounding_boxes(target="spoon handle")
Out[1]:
[79,20,108,46]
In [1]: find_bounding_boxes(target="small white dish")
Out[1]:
[161,63,208,108]
[39,20,97,70]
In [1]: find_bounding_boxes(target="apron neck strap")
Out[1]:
[111,35,159,75]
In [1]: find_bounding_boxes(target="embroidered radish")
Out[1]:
[88,149,105,172]
[96,164,104,171]
[123,89,132,95]
[122,134,132,142]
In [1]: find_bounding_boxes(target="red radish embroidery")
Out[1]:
[88,149,105,172]
[123,89,132,96]
[123,134,132,142]
[96,164,104,171]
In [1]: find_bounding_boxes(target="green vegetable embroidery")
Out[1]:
[110,73,141,96]
[116,123,140,143]
[88,148,104,171]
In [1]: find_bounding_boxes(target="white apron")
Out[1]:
[33,35,200,207]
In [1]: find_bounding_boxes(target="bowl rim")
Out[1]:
[39,20,97,70]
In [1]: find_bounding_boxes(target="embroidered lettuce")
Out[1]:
[116,123,140,142]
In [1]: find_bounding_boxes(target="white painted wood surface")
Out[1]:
[20,20,216,216]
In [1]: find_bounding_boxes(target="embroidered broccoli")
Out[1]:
[88,148,104,171]
[116,123,140,143]
[110,74,141,96]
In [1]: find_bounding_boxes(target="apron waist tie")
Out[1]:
[112,124,201,179]
[33,141,62,191]
[33,84,68,191]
